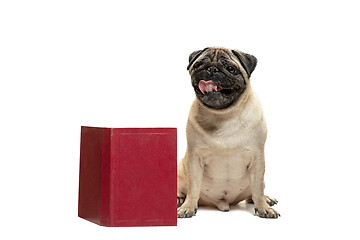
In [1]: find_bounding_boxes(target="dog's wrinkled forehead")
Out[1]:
[201,48,232,62]
[187,48,234,70]
[188,47,257,78]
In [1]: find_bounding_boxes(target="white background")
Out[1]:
[1,0,360,239]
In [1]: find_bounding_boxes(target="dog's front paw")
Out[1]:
[177,205,198,218]
[254,207,280,219]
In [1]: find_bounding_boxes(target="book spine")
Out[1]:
[78,126,103,225]
[100,128,111,226]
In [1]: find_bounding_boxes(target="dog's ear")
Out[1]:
[231,50,257,77]
[187,47,209,70]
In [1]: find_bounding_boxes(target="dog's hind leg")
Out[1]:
[245,196,278,206]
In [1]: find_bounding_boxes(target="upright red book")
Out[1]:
[78,127,177,227]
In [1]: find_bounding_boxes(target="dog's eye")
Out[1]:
[194,62,202,69]
[227,66,236,74]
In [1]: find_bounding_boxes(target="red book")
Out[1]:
[78,127,177,227]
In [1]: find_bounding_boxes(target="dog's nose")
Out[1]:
[207,66,219,73]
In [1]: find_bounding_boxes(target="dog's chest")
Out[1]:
[197,117,256,200]
[206,115,251,148]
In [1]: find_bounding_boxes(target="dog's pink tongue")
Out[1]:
[198,80,218,94]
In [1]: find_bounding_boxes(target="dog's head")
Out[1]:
[187,47,257,109]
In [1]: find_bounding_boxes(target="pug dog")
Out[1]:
[177,47,279,218]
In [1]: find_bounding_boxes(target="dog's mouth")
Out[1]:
[198,80,236,96]
[193,79,244,109]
